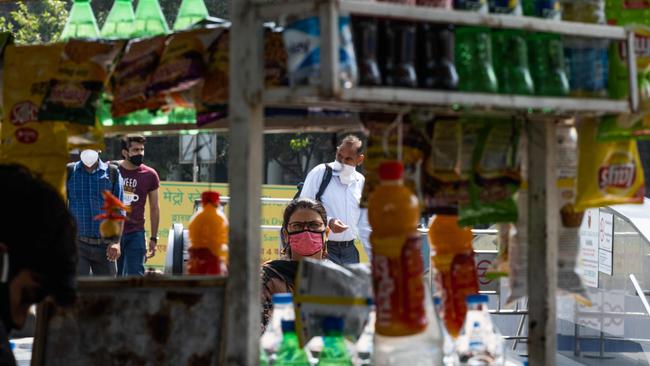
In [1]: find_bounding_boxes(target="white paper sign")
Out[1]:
[579,209,600,288]
[598,249,613,276]
[602,291,625,337]
[599,212,614,252]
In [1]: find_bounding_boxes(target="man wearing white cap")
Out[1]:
[67,150,124,276]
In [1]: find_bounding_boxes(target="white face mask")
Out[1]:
[80,150,99,168]
[330,160,356,185]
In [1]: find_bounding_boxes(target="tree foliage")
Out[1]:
[0,0,68,44]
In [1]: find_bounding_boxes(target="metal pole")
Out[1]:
[225,0,264,364]
[526,120,558,365]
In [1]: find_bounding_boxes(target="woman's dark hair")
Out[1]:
[0,164,77,305]
[280,198,327,258]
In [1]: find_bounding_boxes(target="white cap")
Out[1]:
[80,150,99,168]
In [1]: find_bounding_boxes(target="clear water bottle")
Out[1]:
[455,295,505,366]
[261,293,295,362]
[318,317,354,365]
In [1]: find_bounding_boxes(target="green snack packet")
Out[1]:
[459,118,521,226]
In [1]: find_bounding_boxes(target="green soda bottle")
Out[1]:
[317,317,353,366]
[60,0,100,40]
[275,321,310,366]
[492,30,534,95]
[528,33,569,96]
[456,27,498,93]
[173,0,209,31]
[101,0,136,39]
[133,0,170,37]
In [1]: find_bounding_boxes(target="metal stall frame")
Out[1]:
[226,1,638,365]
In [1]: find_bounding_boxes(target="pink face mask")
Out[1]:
[288,231,324,256]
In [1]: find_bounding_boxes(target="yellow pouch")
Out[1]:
[575,118,645,210]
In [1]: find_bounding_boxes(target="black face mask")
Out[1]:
[128,154,144,166]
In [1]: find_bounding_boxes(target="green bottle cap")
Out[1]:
[61,0,100,40]
[133,0,170,37]
[173,0,209,31]
[101,0,136,39]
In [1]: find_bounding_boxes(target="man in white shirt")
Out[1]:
[300,135,371,265]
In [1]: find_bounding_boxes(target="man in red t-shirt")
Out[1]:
[117,135,160,276]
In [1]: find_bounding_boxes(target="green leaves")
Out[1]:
[0,0,69,44]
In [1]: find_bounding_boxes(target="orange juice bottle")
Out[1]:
[428,214,478,338]
[187,191,229,275]
[368,161,427,336]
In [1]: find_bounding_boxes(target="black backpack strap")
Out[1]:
[66,163,75,182]
[315,164,333,202]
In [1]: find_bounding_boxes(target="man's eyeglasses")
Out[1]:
[288,221,325,233]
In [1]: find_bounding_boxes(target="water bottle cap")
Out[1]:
[433,297,442,306]
[201,191,220,205]
[378,161,403,180]
[281,320,296,333]
[466,294,489,304]
[272,293,293,305]
[323,316,344,332]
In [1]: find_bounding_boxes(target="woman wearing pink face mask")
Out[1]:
[260,198,329,331]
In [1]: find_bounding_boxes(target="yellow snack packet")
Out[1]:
[575,118,645,210]
[1,44,69,194]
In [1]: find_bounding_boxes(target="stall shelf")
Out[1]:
[226,1,640,366]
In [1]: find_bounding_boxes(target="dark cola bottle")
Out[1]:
[351,16,382,86]
[418,23,458,90]
[381,20,418,88]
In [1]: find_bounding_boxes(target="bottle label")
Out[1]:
[488,0,521,14]
[435,252,479,337]
[454,0,488,12]
[372,234,427,335]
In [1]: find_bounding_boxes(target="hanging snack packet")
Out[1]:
[110,36,167,118]
[459,118,521,226]
[145,27,224,112]
[422,118,472,215]
[294,259,372,347]
[1,44,69,193]
[486,223,510,279]
[39,39,125,126]
[360,112,428,208]
[0,32,13,119]
[575,118,645,210]
[556,124,590,305]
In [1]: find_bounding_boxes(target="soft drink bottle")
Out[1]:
[528,32,569,96]
[261,293,295,362]
[487,0,522,14]
[60,0,100,40]
[417,23,458,90]
[368,161,427,337]
[173,0,209,30]
[381,20,418,88]
[351,17,382,86]
[522,0,561,19]
[187,191,229,275]
[317,317,354,366]
[453,0,488,12]
[428,214,479,338]
[492,30,534,95]
[455,27,498,93]
[455,295,505,366]
[433,297,458,366]
[101,0,136,39]
[275,320,311,366]
[133,0,170,37]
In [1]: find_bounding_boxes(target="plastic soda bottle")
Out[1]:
[527,33,569,96]
[261,293,295,362]
[317,317,354,366]
[351,16,382,86]
[133,0,169,37]
[417,23,458,90]
[455,295,505,365]
[187,191,229,275]
[101,0,136,39]
[382,20,418,88]
[368,161,427,337]
[173,0,209,31]
[60,0,100,40]
[455,27,498,93]
[522,0,561,19]
[492,30,534,95]
[428,214,479,338]
[275,320,311,366]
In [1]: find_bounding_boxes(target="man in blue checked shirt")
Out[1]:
[67,149,125,277]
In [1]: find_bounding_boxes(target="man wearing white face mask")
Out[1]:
[67,149,125,277]
[299,135,371,265]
